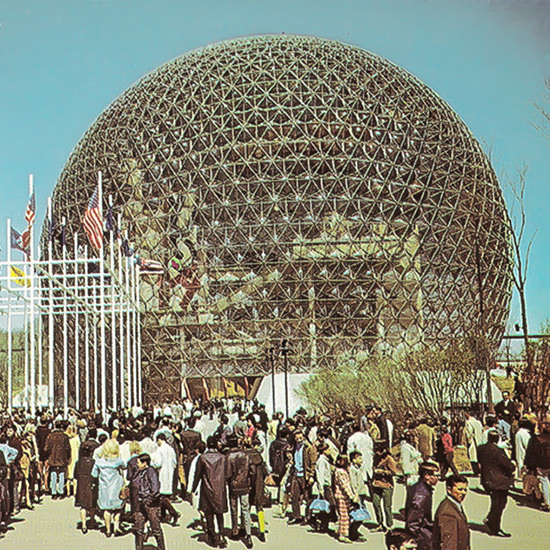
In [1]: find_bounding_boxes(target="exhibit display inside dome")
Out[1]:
[45,35,512,403]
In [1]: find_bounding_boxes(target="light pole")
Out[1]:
[281,339,290,419]
[268,346,276,415]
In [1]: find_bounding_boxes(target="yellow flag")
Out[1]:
[10,266,30,287]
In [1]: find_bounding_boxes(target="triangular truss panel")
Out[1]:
[42,36,512,403]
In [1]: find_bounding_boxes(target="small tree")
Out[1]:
[521,322,550,418]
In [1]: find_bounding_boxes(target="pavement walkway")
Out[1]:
[1,480,548,549]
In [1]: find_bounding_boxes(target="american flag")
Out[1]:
[20,192,35,252]
[83,185,103,251]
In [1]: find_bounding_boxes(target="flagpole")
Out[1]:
[38,304,43,407]
[62,217,68,416]
[74,232,80,410]
[6,219,12,413]
[109,195,117,410]
[47,198,55,411]
[136,265,142,406]
[132,260,138,407]
[23,288,29,410]
[98,171,107,421]
[29,174,36,413]
[84,244,90,410]
[117,215,125,410]
[125,233,132,409]
[93,277,98,412]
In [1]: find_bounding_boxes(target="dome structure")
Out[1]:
[47,35,512,403]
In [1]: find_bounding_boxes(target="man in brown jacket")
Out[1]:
[288,430,317,524]
[415,418,435,461]
[433,474,470,550]
[44,421,71,499]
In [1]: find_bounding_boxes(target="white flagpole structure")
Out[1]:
[23,288,29,409]
[29,175,36,412]
[109,195,117,410]
[84,244,90,410]
[136,266,142,405]
[117,215,125,410]
[132,261,138,407]
[47,198,55,411]
[62,217,68,416]
[6,218,12,412]
[98,171,107,420]
[74,232,80,410]
[93,277,98,411]
[125,233,132,409]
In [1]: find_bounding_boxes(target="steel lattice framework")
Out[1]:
[44,35,512,404]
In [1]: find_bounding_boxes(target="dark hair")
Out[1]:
[445,474,468,490]
[385,528,416,549]
[349,450,361,462]
[138,453,151,466]
[98,433,108,444]
[207,435,218,449]
[419,461,439,478]
[186,417,196,430]
[335,454,349,469]
[487,430,500,444]
[156,432,167,442]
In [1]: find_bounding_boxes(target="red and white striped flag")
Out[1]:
[20,192,35,252]
[83,185,103,251]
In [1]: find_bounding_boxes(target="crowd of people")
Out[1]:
[0,388,548,550]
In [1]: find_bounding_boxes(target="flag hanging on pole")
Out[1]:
[20,191,35,252]
[10,227,28,255]
[202,378,210,401]
[83,185,103,251]
[105,201,115,234]
[184,378,192,400]
[10,266,30,287]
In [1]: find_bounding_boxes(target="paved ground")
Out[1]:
[1,480,548,549]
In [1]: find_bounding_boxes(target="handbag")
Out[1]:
[119,484,130,501]
[264,474,277,487]
[309,498,331,513]
[350,504,371,523]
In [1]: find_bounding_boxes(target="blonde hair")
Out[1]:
[100,439,120,459]
[129,441,142,456]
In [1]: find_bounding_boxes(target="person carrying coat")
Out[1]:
[433,474,471,550]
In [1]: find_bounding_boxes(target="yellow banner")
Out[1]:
[10,266,30,287]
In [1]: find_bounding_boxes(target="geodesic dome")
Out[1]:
[46,35,512,403]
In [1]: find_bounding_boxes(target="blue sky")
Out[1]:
[1,0,549,339]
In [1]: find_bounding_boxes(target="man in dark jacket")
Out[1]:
[524,419,550,511]
[405,461,439,550]
[181,417,203,498]
[192,435,228,548]
[433,474,470,550]
[44,421,71,499]
[226,434,253,548]
[134,453,165,550]
[477,430,514,537]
